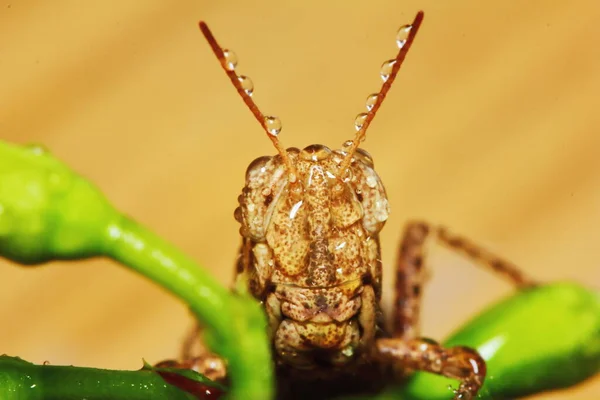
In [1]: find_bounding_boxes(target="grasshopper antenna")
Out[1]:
[199,22,298,182]
[338,11,424,175]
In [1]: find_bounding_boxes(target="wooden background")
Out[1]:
[1,1,599,398]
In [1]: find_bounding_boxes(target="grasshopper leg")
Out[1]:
[176,323,227,382]
[392,221,537,339]
[375,337,486,399]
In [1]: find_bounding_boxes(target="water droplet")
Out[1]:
[374,198,390,222]
[365,94,378,111]
[396,24,412,49]
[223,49,238,71]
[341,346,354,357]
[342,168,353,182]
[355,148,374,167]
[26,143,48,155]
[237,75,254,95]
[354,113,368,131]
[380,59,396,82]
[366,174,377,188]
[342,140,354,149]
[264,116,282,136]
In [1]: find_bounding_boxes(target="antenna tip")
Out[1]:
[198,21,210,35]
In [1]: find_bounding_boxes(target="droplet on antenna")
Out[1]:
[354,113,368,131]
[365,94,378,111]
[396,24,412,49]
[264,116,282,136]
[380,59,397,82]
[237,75,254,95]
[223,49,238,71]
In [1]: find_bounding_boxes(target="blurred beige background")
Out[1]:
[1,1,599,398]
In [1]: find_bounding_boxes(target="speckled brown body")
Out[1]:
[234,143,390,371]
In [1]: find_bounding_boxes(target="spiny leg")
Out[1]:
[171,323,227,382]
[375,337,486,400]
[392,220,538,339]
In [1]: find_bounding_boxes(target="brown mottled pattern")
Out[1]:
[375,337,486,399]
[236,144,387,368]
[393,222,429,339]
[393,221,538,340]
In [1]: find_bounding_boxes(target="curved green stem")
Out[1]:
[0,140,273,399]
[104,216,273,399]
[0,355,211,400]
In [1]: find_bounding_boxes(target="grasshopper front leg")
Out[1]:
[374,337,486,399]
[392,221,538,340]
[380,220,538,398]
[173,323,227,383]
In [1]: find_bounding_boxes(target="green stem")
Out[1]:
[0,139,273,399]
[104,215,273,400]
[0,356,201,400]
[105,216,230,333]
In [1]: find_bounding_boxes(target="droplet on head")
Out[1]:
[300,144,332,162]
[366,174,377,188]
[237,75,254,96]
[374,198,390,222]
[355,148,374,167]
[396,24,412,49]
[380,59,397,82]
[245,155,272,180]
[264,116,282,136]
[223,49,238,71]
[354,113,368,131]
[341,167,353,182]
[365,94,378,111]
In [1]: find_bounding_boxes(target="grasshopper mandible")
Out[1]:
[182,11,538,399]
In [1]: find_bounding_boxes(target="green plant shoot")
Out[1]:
[0,140,273,400]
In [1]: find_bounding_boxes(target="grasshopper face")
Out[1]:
[235,143,388,368]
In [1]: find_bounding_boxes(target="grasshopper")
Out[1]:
[181,11,539,399]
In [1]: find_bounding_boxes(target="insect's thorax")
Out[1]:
[235,143,390,369]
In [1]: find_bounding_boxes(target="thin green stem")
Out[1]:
[104,215,273,400]
[0,355,204,400]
